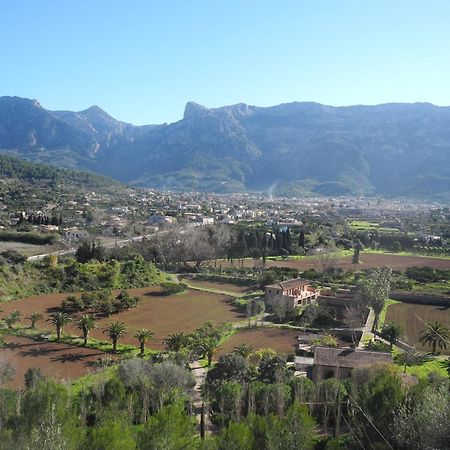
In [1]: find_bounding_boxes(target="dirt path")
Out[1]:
[189,361,214,435]
[358,309,375,349]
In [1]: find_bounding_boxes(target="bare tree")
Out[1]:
[313,248,340,276]
[343,302,367,345]
[139,224,233,270]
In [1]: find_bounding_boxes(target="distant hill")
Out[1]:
[0,154,132,221]
[0,153,124,192]
[1,96,449,200]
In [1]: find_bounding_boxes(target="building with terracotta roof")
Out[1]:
[265,277,319,312]
[312,346,393,381]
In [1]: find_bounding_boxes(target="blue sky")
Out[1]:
[1,0,450,124]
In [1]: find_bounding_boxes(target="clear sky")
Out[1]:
[1,0,450,124]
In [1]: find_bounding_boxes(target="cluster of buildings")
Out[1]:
[265,277,393,382]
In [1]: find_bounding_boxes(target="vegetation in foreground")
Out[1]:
[0,344,448,450]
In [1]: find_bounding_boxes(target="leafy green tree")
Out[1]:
[350,364,404,443]
[206,354,250,385]
[138,401,198,450]
[253,382,292,417]
[27,312,44,329]
[352,239,363,264]
[212,381,244,425]
[360,266,392,330]
[21,380,71,431]
[280,402,318,449]
[215,421,254,449]
[135,329,154,356]
[419,321,449,354]
[258,354,290,384]
[77,315,95,346]
[86,416,136,450]
[103,321,126,352]
[48,312,71,341]
[392,384,450,449]
[381,321,403,349]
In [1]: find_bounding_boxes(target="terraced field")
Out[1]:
[386,302,450,354]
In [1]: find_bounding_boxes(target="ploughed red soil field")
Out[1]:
[1,335,107,389]
[215,253,450,271]
[1,287,246,350]
[386,302,450,354]
[218,328,300,357]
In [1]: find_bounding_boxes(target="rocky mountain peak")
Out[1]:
[183,102,209,119]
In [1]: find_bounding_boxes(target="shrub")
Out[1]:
[159,282,187,296]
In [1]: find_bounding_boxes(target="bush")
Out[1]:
[159,282,187,296]
[0,250,26,264]
[0,230,59,245]
[312,334,339,347]
[364,339,391,353]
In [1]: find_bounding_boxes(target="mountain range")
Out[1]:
[0,95,449,199]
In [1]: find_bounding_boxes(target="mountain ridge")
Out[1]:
[0,96,449,200]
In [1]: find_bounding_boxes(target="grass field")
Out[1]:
[1,287,246,350]
[2,335,110,389]
[0,241,60,257]
[386,302,450,354]
[350,221,400,233]
[217,327,300,357]
[404,356,449,378]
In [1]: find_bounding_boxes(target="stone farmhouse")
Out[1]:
[311,346,393,382]
[265,278,319,312]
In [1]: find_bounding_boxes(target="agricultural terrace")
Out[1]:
[181,278,252,295]
[1,287,246,350]
[386,302,450,354]
[2,335,109,389]
[349,220,402,233]
[217,253,450,271]
[217,328,300,357]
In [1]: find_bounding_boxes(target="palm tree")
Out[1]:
[103,321,126,352]
[199,337,219,367]
[233,343,254,359]
[77,315,95,346]
[4,310,21,329]
[381,321,403,349]
[27,312,43,329]
[135,329,154,356]
[419,321,449,354]
[48,312,72,341]
[164,332,189,352]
